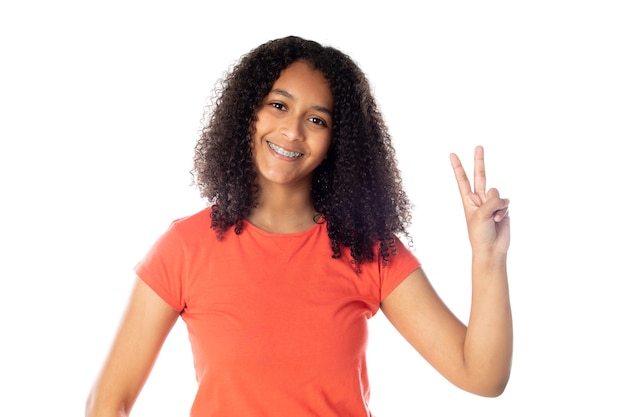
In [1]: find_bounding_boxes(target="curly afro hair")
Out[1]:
[193,36,413,267]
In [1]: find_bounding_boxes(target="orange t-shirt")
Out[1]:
[135,207,420,417]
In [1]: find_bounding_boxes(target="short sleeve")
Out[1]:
[134,222,187,311]
[379,237,421,301]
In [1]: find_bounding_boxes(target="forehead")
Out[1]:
[270,61,333,107]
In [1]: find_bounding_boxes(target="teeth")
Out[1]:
[268,141,303,158]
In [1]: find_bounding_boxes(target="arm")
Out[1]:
[85,277,180,417]
[381,146,512,397]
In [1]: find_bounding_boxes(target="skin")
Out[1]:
[85,64,512,417]
[247,61,334,234]
[85,279,179,417]
[381,146,512,397]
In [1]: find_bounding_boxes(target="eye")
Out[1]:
[309,116,328,127]
[270,102,286,111]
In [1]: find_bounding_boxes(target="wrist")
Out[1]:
[472,251,508,270]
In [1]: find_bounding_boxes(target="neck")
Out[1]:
[247,184,318,234]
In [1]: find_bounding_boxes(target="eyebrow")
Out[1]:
[270,88,333,118]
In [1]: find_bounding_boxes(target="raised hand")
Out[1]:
[450,146,510,256]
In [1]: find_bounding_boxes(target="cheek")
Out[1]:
[320,134,333,155]
[250,121,266,150]
[253,109,271,133]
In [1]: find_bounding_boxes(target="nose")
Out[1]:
[279,115,304,141]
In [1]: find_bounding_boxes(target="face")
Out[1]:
[251,60,333,190]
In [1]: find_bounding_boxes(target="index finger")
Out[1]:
[450,152,472,197]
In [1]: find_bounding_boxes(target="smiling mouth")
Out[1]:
[267,141,303,158]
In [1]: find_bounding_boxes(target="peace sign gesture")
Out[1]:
[450,146,510,256]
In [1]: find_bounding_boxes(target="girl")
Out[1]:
[86,35,512,417]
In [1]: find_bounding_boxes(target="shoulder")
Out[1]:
[158,206,217,251]
[168,206,213,233]
[368,234,416,264]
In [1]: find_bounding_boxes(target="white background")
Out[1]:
[1,1,625,416]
